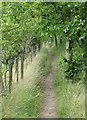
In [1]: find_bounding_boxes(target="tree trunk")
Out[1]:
[31,50,32,62]
[66,40,69,61]
[38,42,41,51]
[33,46,36,56]
[9,62,13,93]
[16,57,19,83]
[84,69,87,83]
[66,38,73,63]
[21,53,24,79]
[4,71,7,87]
[0,46,2,87]
[50,37,53,44]
[26,57,28,69]
[83,47,87,83]
[4,65,8,87]
[0,37,2,120]
[54,34,57,46]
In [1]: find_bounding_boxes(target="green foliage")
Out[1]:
[65,46,84,81]
[2,2,87,77]
[1,2,87,117]
[2,3,42,63]
[62,2,87,81]
[65,61,83,81]
[53,48,85,118]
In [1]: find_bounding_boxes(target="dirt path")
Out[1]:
[40,56,57,118]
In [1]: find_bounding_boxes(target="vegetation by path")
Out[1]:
[51,46,85,118]
[1,2,86,119]
[40,55,57,118]
[2,48,51,118]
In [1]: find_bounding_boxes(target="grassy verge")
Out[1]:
[51,45,85,118]
[2,47,51,118]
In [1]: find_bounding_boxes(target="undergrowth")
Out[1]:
[51,45,85,118]
[2,47,51,118]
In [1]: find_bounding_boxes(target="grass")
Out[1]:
[2,47,51,118]
[2,45,85,118]
[51,45,85,118]
[0,98,2,120]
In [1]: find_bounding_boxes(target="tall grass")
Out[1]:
[2,47,51,118]
[51,45,85,118]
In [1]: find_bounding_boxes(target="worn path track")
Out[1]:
[40,56,57,118]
